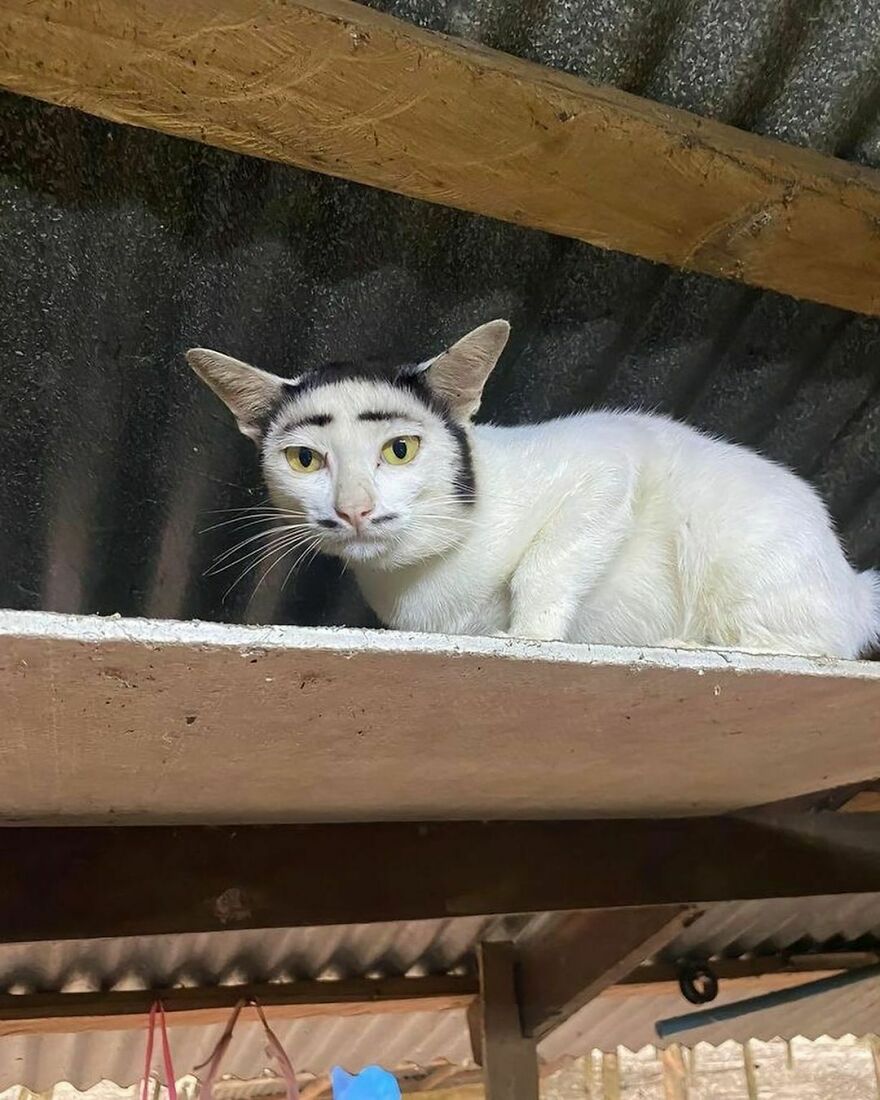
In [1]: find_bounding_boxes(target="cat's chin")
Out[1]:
[334,539,395,564]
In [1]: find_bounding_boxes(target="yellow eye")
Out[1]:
[285,446,325,474]
[381,436,420,466]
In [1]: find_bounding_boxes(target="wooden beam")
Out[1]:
[476,943,538,1100]
[612,967,879,1002]
[2,611,880,824]
[0,977,477,1037]
[516,905,699,1040]
[0,957,871,1040]
[1,2,880,314]
[1,814,880,941]
[840,791,880,813]
[621,951,880,987]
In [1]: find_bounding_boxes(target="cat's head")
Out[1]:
[186,320,509,566]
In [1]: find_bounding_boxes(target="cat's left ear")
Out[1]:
[419,320,510,420]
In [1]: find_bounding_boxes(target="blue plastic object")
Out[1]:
[330,1067,401,1100]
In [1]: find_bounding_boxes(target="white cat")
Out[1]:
[188,320,880,659]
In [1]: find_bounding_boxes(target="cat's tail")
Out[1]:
[857,568,880,657]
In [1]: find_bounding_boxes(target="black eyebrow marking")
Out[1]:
[284,413,333,430]
[357,410,412,422]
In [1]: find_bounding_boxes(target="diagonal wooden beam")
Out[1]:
[1,0,880,314]
[0,815,879,941]
[516,905,700,1040]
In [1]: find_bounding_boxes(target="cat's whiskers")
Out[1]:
[279,537,325,594]
[224,530,322,599]
[214,537,319,589]
[246,531,325,604]
[207,524,318,576]
[200,511,308,535]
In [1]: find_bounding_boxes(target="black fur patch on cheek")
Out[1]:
[318,518,341,529]
[446,421,476,504]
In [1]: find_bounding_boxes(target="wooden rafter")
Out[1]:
[0,956,872,1036]
[1,0,880,313]
[0,977,477,1037]
[2,814,880,941]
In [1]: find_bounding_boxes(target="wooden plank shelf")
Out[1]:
[0,610,877,823]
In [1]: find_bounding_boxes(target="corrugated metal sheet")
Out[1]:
[663,894,880,958]
[2,898,878,998]
[2,0,880,624]
[0,1012,474,1093]
[541,971,880,1062]
[2,896,880,1089]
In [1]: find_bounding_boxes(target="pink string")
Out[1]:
[194,999,246,1100]
[195,1000,299,1100]
[141,1002,178,1100]
[253,1001,300,1100]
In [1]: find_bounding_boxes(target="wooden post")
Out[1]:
[475,942,539,1100]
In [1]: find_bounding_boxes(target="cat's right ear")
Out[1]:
[419,320,510,421]
[186,349,285,441]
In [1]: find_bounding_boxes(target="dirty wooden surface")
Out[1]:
[1,610,879,821]
[1,0,880,313]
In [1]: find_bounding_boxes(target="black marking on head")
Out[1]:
[266,357,477,504]
[283,412,333,431]
[317,518,341,529]
[358,410,413,422]
[445,420,476,504]
[372,513,398,525]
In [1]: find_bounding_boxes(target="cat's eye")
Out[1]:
[285,446,325,474]
[381,436,420,466]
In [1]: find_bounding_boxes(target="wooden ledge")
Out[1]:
[0,609,878,823]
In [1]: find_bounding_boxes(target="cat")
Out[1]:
[187,320,880,659]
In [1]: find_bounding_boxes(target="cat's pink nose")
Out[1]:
[336,504,374,531]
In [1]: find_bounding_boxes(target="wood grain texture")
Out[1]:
[517,906,698,1039]
[2,815,880,941]
[2,0,880,313]
[477,943,539,1100]
[0,611,879,823]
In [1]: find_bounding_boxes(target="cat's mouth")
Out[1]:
[317,519,400,560]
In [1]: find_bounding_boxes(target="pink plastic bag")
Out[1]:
[195,1001,300,1100]
[141,1002,178,1100]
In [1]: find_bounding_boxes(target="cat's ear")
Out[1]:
[186,348,286,441]
[421,320,510,420]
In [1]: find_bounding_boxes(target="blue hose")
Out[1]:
[655,962,880,1039]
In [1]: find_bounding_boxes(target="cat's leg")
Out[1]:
[508,471,634,641]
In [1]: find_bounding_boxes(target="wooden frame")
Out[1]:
[2,814,879,942]
[473,943,538,1100]
[516,906,699,1039]
[0,978,477,1037]
[0,954,872,1038]
[2,611,879,824]
[2,0,880,313]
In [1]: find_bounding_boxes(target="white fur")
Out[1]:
[188,328,880,660]
[263,386,877,659]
